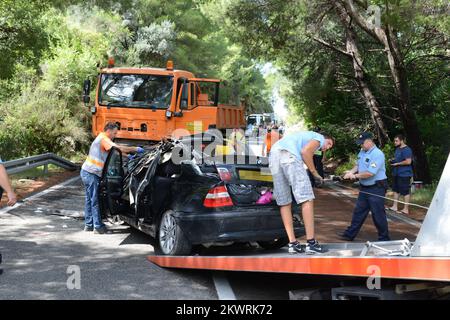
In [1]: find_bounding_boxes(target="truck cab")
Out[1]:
[83,60,246,143]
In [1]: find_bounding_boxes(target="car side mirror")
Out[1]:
[83,79,91,105]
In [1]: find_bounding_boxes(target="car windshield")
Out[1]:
[99,74,173,109]
[247,116,257,125]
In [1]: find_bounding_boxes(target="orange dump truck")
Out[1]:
[82,60,246,142]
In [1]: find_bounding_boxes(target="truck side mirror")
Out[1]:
[83,79,91,104]
[180,83,189,110]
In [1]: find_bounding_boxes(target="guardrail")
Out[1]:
[2,153,79,175]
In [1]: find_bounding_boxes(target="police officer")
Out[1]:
[339,132,390,241]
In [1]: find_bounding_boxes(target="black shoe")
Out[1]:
[337,232,354,241]
[305,240,327,254]
[93,226,111,234]
[84,226,94,232]
[288,241,305,254]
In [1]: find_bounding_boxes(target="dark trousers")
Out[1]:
[313,154,324,178]
[344,185,390,241]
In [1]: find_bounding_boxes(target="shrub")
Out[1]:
[334,153,358,176]
[0,87,89,160]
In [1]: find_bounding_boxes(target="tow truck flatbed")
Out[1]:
[150,154,450,287]
[149,244,450,282]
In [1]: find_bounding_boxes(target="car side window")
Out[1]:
[107,149,123,178]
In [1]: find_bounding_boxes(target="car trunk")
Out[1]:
[212,156,276,207]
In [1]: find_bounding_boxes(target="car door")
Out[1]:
[99,147,129,218]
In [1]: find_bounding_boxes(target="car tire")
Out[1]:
[156,210,192,256]
[257,237,289,250]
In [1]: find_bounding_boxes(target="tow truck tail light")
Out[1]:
[203,185,233,208]
[217,167,232,182]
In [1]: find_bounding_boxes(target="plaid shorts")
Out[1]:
[269,149,315,206]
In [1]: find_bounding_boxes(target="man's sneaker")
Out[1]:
[93,226,111,234]
[288,241,305,254]
[84,226,94,232]
[305,240,327,254]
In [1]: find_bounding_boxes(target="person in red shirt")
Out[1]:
[262,126,283,156]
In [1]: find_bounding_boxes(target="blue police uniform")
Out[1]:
[343,145,390,241]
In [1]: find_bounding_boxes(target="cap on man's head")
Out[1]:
[356,132,373,145]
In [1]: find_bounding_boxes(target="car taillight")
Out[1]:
[203,185,233,208]
[217,167,232,182]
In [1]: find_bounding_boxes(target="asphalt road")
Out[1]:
[0,177,216,300]
[0,176,305,300]
[0,137,298,300]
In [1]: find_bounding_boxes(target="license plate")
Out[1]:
[238,169,273,182]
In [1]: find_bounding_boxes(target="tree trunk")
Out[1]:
[383,27,431,183]
[331,0,389,145]
[346,31,389,146]
[341,0,431,183]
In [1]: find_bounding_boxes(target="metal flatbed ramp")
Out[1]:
[148,245,450,282]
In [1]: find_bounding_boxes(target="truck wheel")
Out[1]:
[156,210,192,256]
[257,238,289,250]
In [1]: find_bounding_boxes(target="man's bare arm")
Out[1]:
[393,158,412,166]
[355,171,374,179]
[0,164,17,206]
[301,140,320,175]
[343,165,359,180]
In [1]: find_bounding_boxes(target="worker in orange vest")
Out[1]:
[80,122,144,234]
[262,125,283,157]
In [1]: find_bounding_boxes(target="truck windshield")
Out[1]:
[99,74,173,109]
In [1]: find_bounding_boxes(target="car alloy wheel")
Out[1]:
[159,211,177,255]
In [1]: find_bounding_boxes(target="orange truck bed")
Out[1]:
[216,104,246,129]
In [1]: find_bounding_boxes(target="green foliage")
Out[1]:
[410,182,437,207]
[0,0,50,79]
[0,5,121,159]
[0,86,89,160]
[335,154,358,176]
[0,1,272,160]
[381,143,395,182]
[224,0,449,181]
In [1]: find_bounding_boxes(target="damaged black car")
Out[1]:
[99,139,304,255]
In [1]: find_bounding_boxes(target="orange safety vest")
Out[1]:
[266,131,281,154]
[81,132,111,177]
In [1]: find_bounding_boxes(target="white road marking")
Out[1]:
[212,272,236,300]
